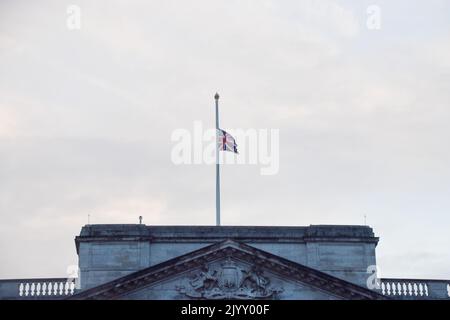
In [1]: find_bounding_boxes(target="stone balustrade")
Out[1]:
[1,276,450,299]
[380,278,450,299]
[0,278,77,300]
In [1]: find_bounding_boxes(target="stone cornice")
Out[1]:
[74,225,379,254]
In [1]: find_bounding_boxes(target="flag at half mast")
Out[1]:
[217,129,238,154]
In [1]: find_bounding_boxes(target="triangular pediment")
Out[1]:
[69,240,385,300]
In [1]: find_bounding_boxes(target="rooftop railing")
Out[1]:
[380,278,450,299]
[1,277,449,299]
[0,278,77,300]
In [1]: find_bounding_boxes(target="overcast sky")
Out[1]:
[1,0,449,280]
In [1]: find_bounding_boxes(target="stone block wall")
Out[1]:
[75,225,379,290]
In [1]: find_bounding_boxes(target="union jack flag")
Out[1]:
[217,129,238,154]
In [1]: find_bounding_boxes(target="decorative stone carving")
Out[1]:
[177,259,283,299]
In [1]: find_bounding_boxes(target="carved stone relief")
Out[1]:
[176,258,283,299]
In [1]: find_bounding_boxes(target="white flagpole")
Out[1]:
[215,92,221,226]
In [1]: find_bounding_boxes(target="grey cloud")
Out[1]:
[0,0,449,279]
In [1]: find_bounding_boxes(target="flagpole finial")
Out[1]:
[214,92,220,100]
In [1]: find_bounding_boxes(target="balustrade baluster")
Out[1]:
[19,283,24,296]
[401,283,407,296]
[53,282,58,295]
[397,283,402,296]
[392,282,397,295]
[48,282,53,296]
[36,283,41,296]
[414,283,419,296]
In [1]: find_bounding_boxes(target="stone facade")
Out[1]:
[75,225,378,292]
[70,238,385,300]
[1,224,449,300]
